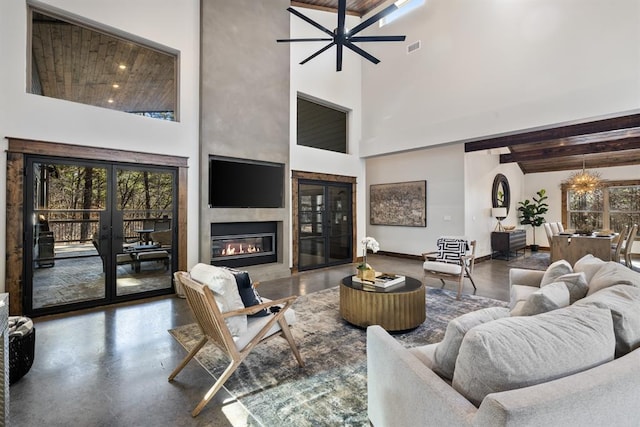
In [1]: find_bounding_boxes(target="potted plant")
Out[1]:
[517,189,549,252]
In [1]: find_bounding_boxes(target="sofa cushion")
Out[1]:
[452,306,615,407]
[540,260,573,286]
[587,261,640,296]
[432,307,510,380]
[556,272,589,304]
[509,284,539,310]
[575,284,640,357]
[573,254,606,283]
[224,268,270,317]
[510,281,570,316]
[190,263,247,336]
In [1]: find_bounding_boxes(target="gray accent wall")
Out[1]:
[200,0,291,279]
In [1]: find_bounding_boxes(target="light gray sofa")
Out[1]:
[367,255,640,427]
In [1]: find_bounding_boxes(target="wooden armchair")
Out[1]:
[422,238,477,300]
[170,271,304,417]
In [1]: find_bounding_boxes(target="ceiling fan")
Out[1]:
[277,0,407,71]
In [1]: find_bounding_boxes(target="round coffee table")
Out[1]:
[339,275,425,331]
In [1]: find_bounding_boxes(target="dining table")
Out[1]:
[550,233,617,265]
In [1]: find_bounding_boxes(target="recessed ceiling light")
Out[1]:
[112,84,120,89]
[118,64,126,70]
[108,99,114,103]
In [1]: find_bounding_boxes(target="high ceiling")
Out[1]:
[291,0,388,16]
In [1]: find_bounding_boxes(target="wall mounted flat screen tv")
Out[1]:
[209,156,284,208]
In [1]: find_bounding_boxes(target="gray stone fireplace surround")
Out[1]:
[200,0,291,280]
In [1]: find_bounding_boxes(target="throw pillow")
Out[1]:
[452,305,615,407]
[573,254,606,283]
[540,260,573,287]
[575,284,640,357]
[587,261,640,296]
[432,307,511,380]
[509,284,539,310]
[189,263,247,336]
[224,268,269,317]
[556,272,589,304]
[511,281,570,316]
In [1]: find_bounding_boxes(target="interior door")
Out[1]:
[298,181,352,270]
[24,157,177,316]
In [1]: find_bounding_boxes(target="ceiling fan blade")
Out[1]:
[299,42,336,65]
[344,41,380,64]
[350,3,399,36]
[350,35,406,42]
[337,0,346,38]
[277,38,333,42]
[286,7,335,38]
[336,43,343,72]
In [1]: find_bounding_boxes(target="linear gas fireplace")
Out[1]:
[211,221,277,268]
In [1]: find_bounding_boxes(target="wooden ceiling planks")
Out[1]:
[291,0,388,16]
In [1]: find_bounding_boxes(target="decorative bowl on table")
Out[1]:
[503,225,516,231]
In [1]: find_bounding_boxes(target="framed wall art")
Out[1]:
[370,180,427,227]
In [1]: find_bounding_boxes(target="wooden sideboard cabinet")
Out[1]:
[491,230,526,260]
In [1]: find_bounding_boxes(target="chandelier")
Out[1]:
[563,157,601,195]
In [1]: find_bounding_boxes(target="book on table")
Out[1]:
[352,273,405,288]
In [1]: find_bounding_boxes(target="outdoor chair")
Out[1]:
[422,237,477,300]
[170,270,304,417]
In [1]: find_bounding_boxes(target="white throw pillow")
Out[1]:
[575,284,640,357]
[587,262,640,296]
[189,263,247,336]
[452,306,615,407]
[540,260,573,287]
[573,254,606,283]
[556,272,589,304]
[511,281,570,316]
[432,307,510,380]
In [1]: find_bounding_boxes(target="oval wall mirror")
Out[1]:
[492,174,511,214]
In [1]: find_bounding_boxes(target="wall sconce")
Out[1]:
[492,207,507,232]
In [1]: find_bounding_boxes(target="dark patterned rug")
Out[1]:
[507,251,550,271]
[169,286,508,426]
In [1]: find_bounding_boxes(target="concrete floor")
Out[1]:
[10,253,515,427]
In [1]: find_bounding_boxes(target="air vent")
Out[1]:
[407,40,421,54]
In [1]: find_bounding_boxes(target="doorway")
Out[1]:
[296,177,354,271]
[24,157,177,316]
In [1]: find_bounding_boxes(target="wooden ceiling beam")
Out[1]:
[500,137,640,163]
[465,112,640,152]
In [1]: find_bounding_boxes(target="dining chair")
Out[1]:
[611,224,629,263]
[169,271,304,417]
[622,224,638,268]
[543,223,554,247]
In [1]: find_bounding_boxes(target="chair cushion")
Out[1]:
[556,272,589,304]
[587,261,640,296]
[234,302,296,351]
[223,268,270,317]
[575,284,640,357]
[190,263,247,336]
[432,307,510,380]
[510,281,570,316]
[540,259,573,286]
[573,254,606,283]
[452,305,615,407]
[423,261,462,275]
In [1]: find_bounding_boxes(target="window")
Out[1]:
[563,181,640,232]
[28,6,179,121]
[297,96,348,154]
[380,0,425,27]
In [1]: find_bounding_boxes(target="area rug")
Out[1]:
[169,286,508,426]
[507,251,550,271]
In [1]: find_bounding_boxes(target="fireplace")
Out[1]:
[210,221,277,268]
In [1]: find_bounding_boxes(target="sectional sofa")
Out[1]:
[367,255,640,426]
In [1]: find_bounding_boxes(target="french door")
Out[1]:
[24,156,177,316]
[298,180,353,270]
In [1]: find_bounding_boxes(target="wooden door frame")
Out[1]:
[5,138,188,315]
[291,170,357,273]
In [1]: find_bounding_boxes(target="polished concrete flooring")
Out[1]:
[10,253,515,427]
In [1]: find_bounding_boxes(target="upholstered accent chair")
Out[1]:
[422,237,477,300]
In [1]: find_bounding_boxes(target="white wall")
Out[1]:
[289,8,366,263]
[0,0,200,292]
[361,0,640,157]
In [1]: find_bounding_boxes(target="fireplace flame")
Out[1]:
[221,243,262,256]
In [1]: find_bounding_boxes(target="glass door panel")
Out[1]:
[30,162,108,310]
[115,168,175,296]
[328,186,352,263]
